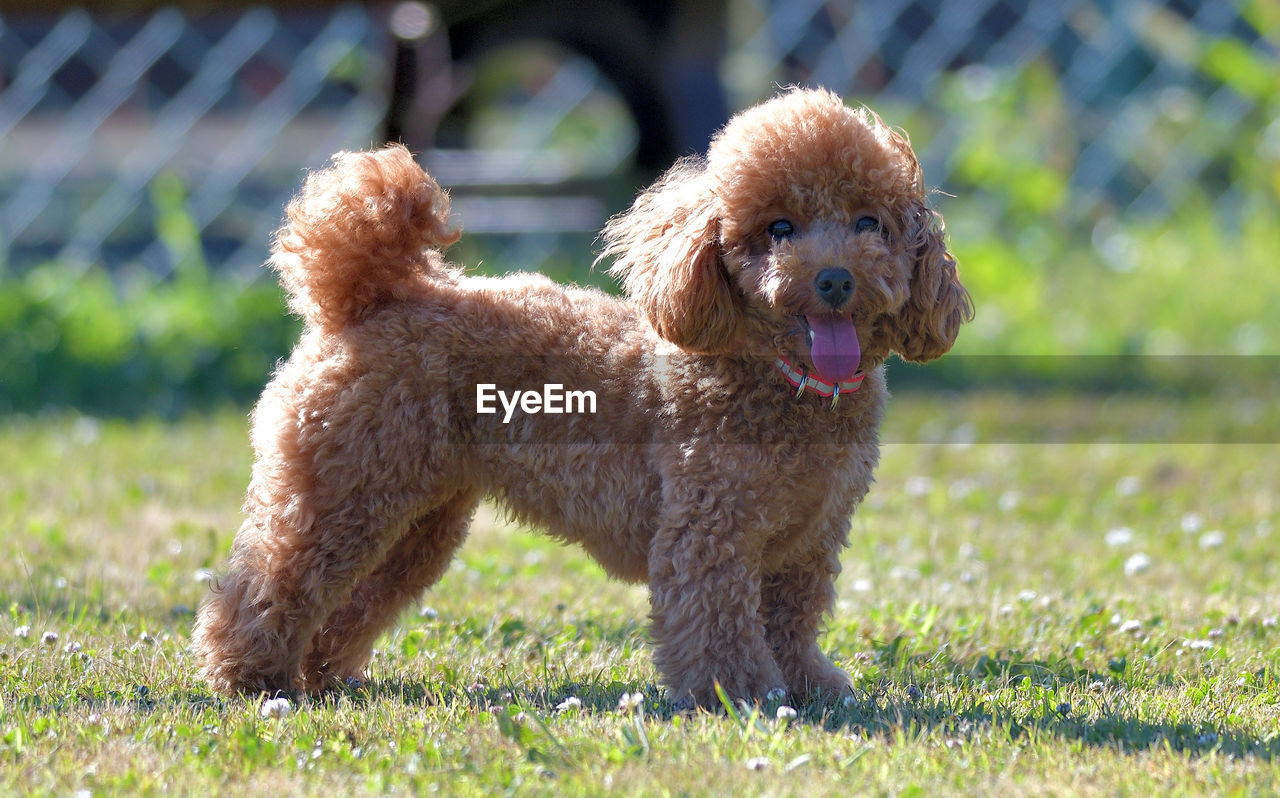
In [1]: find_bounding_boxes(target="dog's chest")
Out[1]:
[759,442,873,556]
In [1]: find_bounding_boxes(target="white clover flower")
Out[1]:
[889,566,920,582]
[555,696,582,713]
[1187,639,1213,650]
[260,697,293,719]
[616,692,644,713]
[418,606,439,619]
[1198,530,1225,549]
[1119,619,1142,635]
[776,705,798,721]
[851,578,873,593]
[1181,513,1204,534]
[745,757,770,771]
[1105,527,1134,547]
[1124,553,1152,576]
[904,476,933,497]
[842,694,858,709]
[1115,475,1141,496]
[765,687,786,703]
[72,416,101,444]
[1017,590,1037,603]
[14,625,30,640]
[998,491,1020,512]
[41,631,59,646]
[948,423,977,446]
[63,641,82,654]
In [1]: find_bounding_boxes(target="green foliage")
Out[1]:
[1,170,299,416]
[0,259,298,416]
[871,14,1280,360]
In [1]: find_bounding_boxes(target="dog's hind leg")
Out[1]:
[191,494,424,696]
[192,381,463,696]
[298,487,480,691]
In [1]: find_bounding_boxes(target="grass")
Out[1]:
[3,398,1280,796]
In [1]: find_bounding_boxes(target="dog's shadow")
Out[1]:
[330,653,1280,762]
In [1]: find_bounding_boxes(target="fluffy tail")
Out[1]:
[269,144,460,332]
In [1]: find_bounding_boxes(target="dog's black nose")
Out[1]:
[814,268,855,309]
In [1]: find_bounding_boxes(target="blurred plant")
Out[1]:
[919,31,1280,360]
[0,257,298,416]
[0,173,298,416]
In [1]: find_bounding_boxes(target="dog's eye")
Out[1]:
[767,220,795,241]
[854,216,881,234]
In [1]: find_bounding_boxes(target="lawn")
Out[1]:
[2,398,1279,796]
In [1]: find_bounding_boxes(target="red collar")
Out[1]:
[774,357,865,409]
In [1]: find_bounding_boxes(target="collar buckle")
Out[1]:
[774,357,865,410]
[792,367,810,401]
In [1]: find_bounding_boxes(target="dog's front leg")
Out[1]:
[646,499,786,710]
[760,541,854,702]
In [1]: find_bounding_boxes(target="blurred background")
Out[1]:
[0,0,1276,416]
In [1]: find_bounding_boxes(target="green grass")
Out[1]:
[3,400,1280,796]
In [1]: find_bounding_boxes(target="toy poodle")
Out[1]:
[192,87,971,708]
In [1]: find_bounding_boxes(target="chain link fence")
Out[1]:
[728,0,1277,224]
[1,5,389,277]
[0,1,1276,276]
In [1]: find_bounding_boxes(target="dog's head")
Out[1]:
[602,88,972,382]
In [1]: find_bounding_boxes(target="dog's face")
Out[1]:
[603,89,972,378]
[712,91,953,380]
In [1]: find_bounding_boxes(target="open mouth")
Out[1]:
[799,314,861,383]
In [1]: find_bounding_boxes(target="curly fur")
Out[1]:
[192,88,971,708]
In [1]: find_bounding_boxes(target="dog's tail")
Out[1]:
[269,144,460,332]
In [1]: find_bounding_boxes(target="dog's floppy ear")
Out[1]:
[598,158,743,353]
[883,201,973,363]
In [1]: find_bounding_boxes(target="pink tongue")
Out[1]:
[806,315,861,382]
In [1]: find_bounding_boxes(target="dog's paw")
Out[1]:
[789,664,855,703]
[670,694,699,715]
[672,681,790,713]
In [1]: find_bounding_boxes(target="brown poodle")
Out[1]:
[192,88,971,708]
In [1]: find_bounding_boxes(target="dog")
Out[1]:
[192,87,971,708]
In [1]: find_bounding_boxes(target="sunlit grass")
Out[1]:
[3,399,1279,795]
